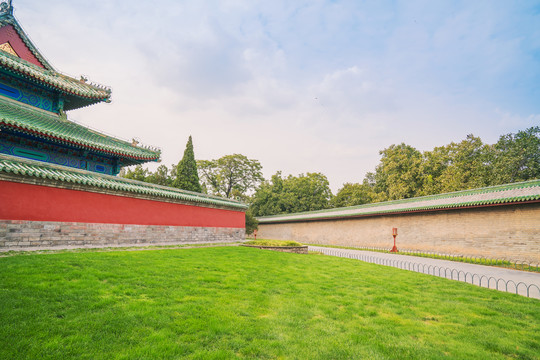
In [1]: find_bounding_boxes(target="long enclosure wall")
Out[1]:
[0,179,246,250]
[258,203,540,263]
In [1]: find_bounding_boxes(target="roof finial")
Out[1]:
[0,0,13,16]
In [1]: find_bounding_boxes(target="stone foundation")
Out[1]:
[0,220,245,251]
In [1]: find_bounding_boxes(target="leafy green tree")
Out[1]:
[245,209,259,235]
[287,172,332,212]
[249,172,285,216]
[366,136,494,200]
[371,143,424,201]
[492,126,540,184]
[146,165,173,187]
[250,172,332,216]
[419,145,452,196]
[198,154,263,199]
[121,164,148,182]
[331,182,373,208]
[435,134,493,193]
[173,136,202,192]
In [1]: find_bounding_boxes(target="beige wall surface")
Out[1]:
[258,203,540,263]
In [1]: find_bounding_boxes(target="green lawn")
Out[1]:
[0,247,539,359]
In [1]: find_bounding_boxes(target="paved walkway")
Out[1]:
[309,246,540,299]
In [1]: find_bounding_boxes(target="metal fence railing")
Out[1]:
[314,247,540,299]
[306,243,540,273]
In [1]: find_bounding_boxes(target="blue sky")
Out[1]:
[16,0,540,191]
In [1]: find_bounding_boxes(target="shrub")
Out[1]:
[245,239,302,247]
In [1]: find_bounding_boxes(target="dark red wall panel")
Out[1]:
[0,25,45,68]
[0,181,245,228]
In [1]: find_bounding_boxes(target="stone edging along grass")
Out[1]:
[241,244,308,254]
[0,242,243,257]
[243,239,308,254]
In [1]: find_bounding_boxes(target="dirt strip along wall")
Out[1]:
[258,203,540,263]
[0,180,246,250]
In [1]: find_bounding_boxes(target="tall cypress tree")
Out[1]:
[173,136,202,192]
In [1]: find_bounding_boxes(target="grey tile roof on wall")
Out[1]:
[258,179,540,223]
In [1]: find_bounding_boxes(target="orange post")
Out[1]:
[391,227,398,252]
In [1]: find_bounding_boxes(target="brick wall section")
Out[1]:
[0,173,241,212]
[258,203,540,263]
[0,220,245,251]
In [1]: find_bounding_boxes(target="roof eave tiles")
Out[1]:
[0,55,111,102]
[0,154,248,210]
[0,14,110,103]
[258,180,540,223]
[0,97,160,162]
[1,121,160,161]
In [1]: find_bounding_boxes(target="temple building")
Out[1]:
[0,2,160,174]
[0,1,247,249]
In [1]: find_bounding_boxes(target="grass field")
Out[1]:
[1,246,539,359]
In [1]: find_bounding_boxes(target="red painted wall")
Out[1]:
[0,25,46,68]
[0,181,245,228]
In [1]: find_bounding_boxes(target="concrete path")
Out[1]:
[309,246,540,300]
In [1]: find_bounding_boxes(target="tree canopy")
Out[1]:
[331,182,373,208]
[354,127,540,202]
[250,172,332,217]
[492,126,540,184]
[429,134,493,194]
[121,164,174,186]
[121,164,148,182]
[369,143,424,202]
[197,154,264,199]
[245,209,259,235]
[173,136,202,192]
[146,165,173,187]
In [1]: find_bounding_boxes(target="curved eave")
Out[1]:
[0,54,111,102]
[63,96,107,112]
[1,121,160,162]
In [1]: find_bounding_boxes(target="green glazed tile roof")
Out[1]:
[0,16,111,108]
[0,50,111,104]
[0,154,248,210]
[0,96,160,161]
[258,180,540,223]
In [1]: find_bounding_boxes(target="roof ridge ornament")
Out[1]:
[0,0,13,16]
